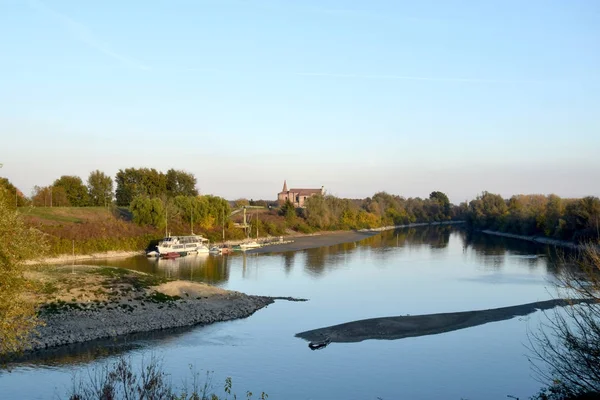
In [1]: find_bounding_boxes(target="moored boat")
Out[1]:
[239,241,261,250]
[157,235,209,257]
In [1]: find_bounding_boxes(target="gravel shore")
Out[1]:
[29,292,275,351]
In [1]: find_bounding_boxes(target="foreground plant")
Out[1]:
[68,356,267,400]
[529,244,600,399]
[0,187,47,358]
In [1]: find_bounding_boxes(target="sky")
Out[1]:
[1,0,599,203]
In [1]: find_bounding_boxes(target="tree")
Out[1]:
[165,169,198,197]
[234,198,249,208]
[115,168,168,206]
[130,196,165,229]
[53,175,89,206]
[0,177,28,208]
[429,191,451,221]
[530,244,600,398]
[0,187,47,357]
[87,170,113,207]
[31,185,70,207]
[279,199,297,223]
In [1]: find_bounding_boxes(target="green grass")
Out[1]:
[146,292,181,303]
[19,207,85,223]
[87,267,168,289]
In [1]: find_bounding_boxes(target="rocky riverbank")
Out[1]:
[31,291,274,351]
[21,266,302,353]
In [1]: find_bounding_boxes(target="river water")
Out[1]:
[1,226,564,399]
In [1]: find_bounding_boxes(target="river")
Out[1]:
[1,226,564,399]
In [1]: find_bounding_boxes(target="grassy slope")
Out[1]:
[18,207,296,256]
[20,206,160,256]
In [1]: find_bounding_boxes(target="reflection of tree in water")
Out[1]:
[458,230,564,274]
[304,241,359,276]
[363,225,452,250]
[303,226,454,276]
[152,255,230,285]
[283,251,295,274]
[80,255,231,285]
[4,325,195,370]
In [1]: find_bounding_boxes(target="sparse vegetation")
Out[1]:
[529,244,600,399]
[67,356,267,400]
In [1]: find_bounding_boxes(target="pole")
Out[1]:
[50,186,53,207]
[222,208,225,242]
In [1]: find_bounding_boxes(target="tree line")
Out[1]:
[1,168,198,208]
[277,190,459,232]
[465,192,600,243]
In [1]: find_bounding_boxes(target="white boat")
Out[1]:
[157,235,209,256]
[239,241,261,250]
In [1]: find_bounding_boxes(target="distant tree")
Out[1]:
[87,170,113,207]
[234,198,249,208]
[304,195,330,228]
[166,169,198,197]
[466,191,508,230]
[130,195,165,228]
[31,185,70,207]
[429,191,451,220]
[545,194,564,237]
[53,175,89,206]
[31,186,50,207]
[279,199,297,224]
[0,177,28,207]
[0,187,47,357]
[115,168,168,206]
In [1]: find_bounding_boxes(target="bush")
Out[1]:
[68,356,267,400]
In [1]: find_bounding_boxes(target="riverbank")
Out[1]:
[27,250,146,265]
[247,230,378,254]
[21,265,300,354]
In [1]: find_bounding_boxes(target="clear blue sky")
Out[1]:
[1,0,599,203]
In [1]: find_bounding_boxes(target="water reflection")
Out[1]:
[458,230,566,273]
[5,326,198,369]
[85,226,564,284]
[90,254,231,285]
[2,225,570,400]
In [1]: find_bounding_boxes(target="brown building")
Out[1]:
[277,180,324,207]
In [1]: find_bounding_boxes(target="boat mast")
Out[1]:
[190,203,194,235]
[222,207,225,243]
